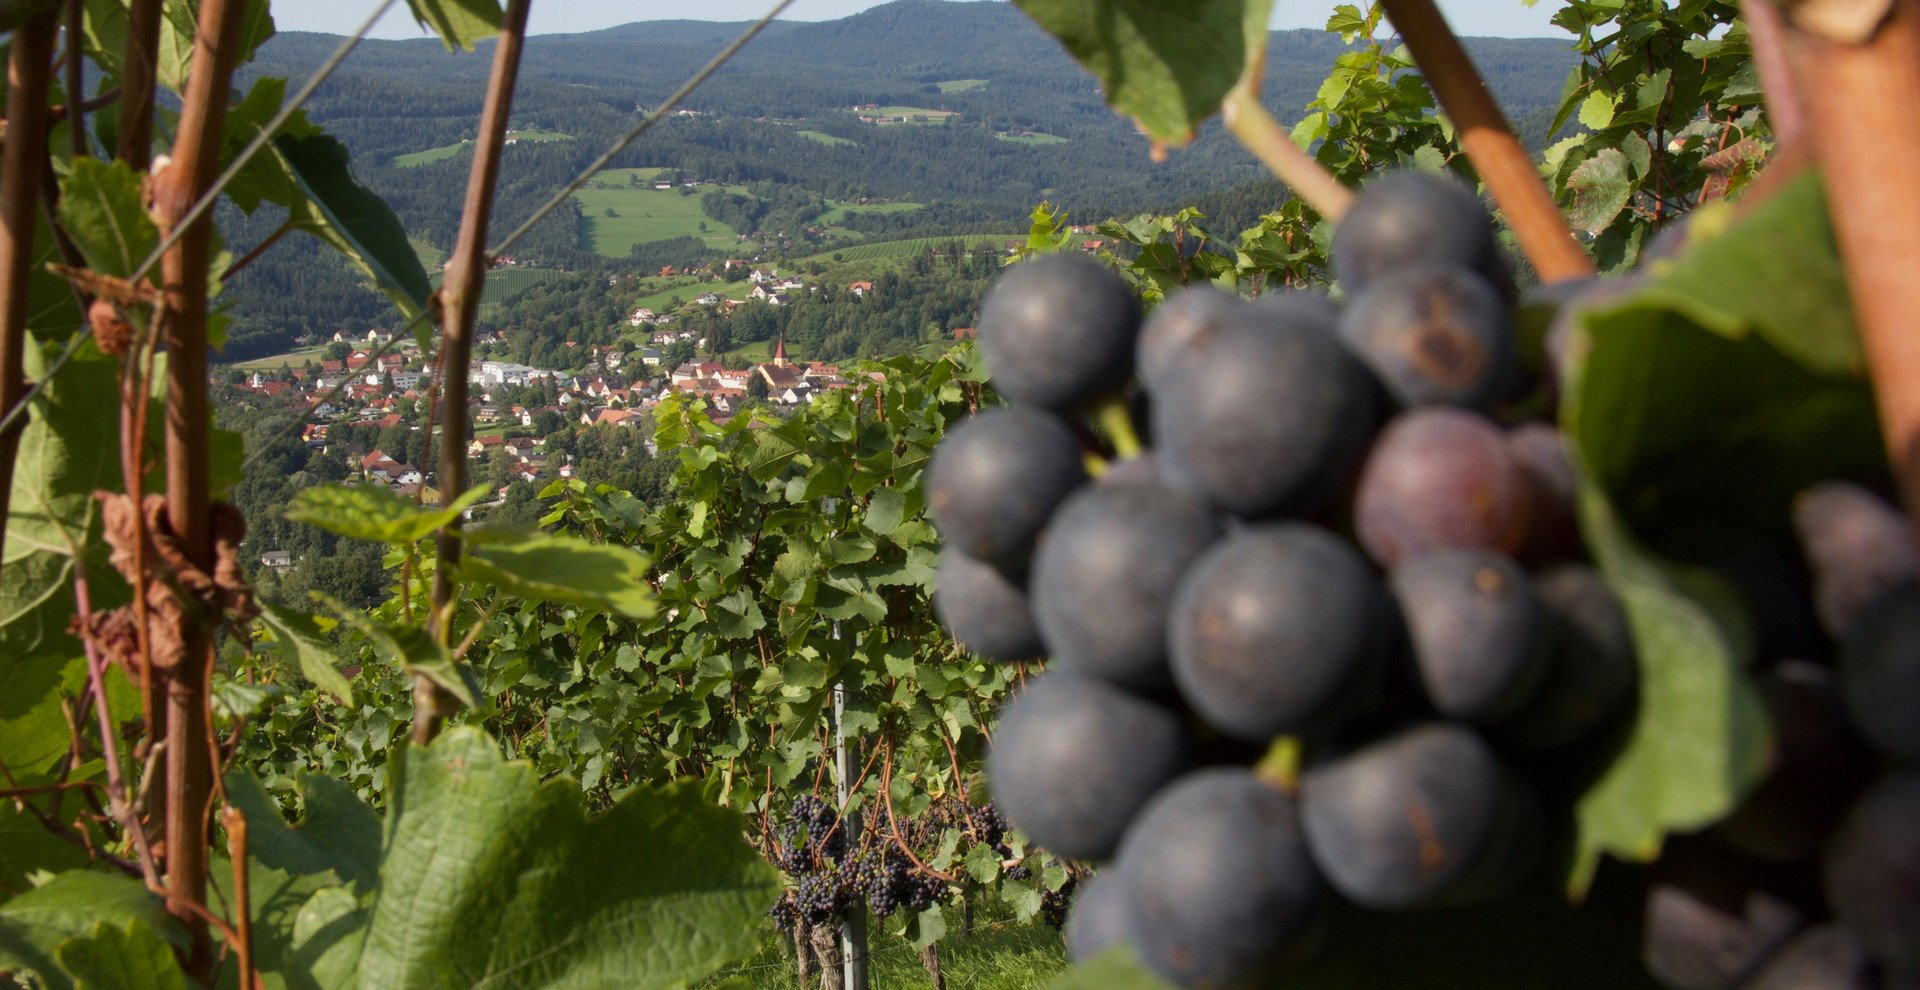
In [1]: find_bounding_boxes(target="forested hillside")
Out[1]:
[214,0,1579,359]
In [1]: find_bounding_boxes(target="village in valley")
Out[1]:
[219,262,881,528]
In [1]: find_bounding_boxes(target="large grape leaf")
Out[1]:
[1,342,122,805]
[0,804,86,897]
[1562,171,1884,889]
[241,728,779,990]
[0,871,183,990]
[1011,0,1276,146]
[405,0,502,51]
[286,484,489,546]
[276,134,434,330]
[462,532,655,619]
[155,0,275,93]
[56,919,192,990]
[257,604,356,705]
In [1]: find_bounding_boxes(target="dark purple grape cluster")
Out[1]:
[765,794,1034,929]
[939,171,1919,989]
[769,891,800,935]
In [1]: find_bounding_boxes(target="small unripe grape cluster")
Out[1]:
[931,170,1919,989]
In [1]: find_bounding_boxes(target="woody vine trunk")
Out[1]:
[422,0,533,743]
[0,11,59,567]
[150,0,250,972]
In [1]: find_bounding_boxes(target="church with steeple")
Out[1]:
[754,334,803,393]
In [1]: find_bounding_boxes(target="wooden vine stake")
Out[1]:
[422,0,534,744]
[1777,0,1920,522]
[1377,0,1597,284]
[0,11,60,566]
[151,0,249,972]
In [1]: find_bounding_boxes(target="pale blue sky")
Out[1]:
[275,1,1566,41]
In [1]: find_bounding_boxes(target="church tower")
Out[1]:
[772,334,789,369]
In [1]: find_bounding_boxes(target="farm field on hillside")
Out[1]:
[816,200,924,227]
[852,106,959,125]
[798,233,1015,266]
[573,170,749,255]
[934,78,988,92]
[229,344,329,371]
[392,128,572,167]
[627,278,753,313]
[465,266,563,306]
[996,131,1067,145]
[794,129,855,146]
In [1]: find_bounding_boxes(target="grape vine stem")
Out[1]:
[1781,0,1920,523]
[1377,0,1596,283]
[1221,86,1354,221]
[423,0,534,745]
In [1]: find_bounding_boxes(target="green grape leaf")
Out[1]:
[56,158,160,285]
[155,0,275,93]
[0,871,182,990]
[1562,169,1883,890]
[257,602,355,704]
[1577,90,1618,131]
[210,771,381,987]
[0,804,86,897]
[863,487,905,536]
[291,727,780,988]
[1613,175,1860,376]
[405,0,503,51]
[275,133,435,331]
[1010,0,1276,147]
[286,483,488,546]
[463,533,655,619]
[2,342,119,729]
[1564,148,1634,234]
[315,595,487,710]
[56,918,190,990]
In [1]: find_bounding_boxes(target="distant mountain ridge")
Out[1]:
[259,0,1578,133]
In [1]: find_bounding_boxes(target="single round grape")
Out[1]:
[1391,549,1552,723]
[1717,661,1878,862]
[1507,423,1582,565]
[986,671,1189,861]
[1339,265,1514,411]
[1301,723,1540,909]
[1117,769,1326,989]
[1064,870,1131,964]
[926,405,1087,576]
[1136,285,1244,390]
[1743,925,1878,990]
[1169,524,1393,741]
[1030,479,1222,691]
[1354,407,1533,569]
[1823,771,1920,979]
[1495,564,1638,750]
[1151,307,1377,519]
[1794,482,1919,638]
[977,253,1140,410]
[1541,274,1644,387]
[932,549,1044,661]
[1642,873,1805,990]
[1248,288,1340,330]
[1332,170,1505,296]
[1660,524,1827,664]
[1837,579,1920,762]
